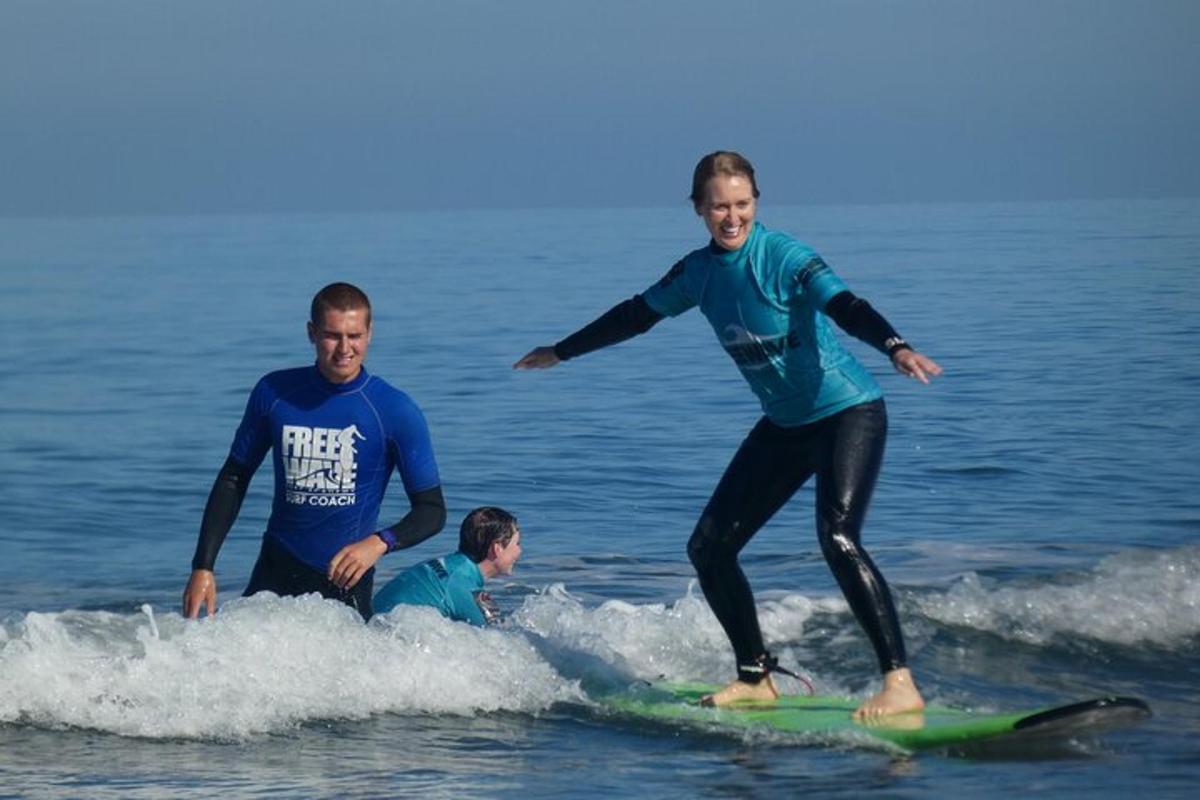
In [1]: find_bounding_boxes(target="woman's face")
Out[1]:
[697,173,756,251]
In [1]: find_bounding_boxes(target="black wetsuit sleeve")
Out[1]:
[191,456,254,571]
[378,484,447,551]
[823,291,911,357]
[552,295,665,361]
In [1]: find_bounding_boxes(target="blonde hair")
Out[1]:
[690,151,760,208]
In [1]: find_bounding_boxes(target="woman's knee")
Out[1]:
[818,527,850,556]
[817,516,864,565]
[687,515,737,573]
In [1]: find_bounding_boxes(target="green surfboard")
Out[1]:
[608,682,1151,754]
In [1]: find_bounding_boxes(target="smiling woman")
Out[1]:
[515,149,942,718]
[691,151,760,251]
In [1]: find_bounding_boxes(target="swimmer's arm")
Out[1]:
[184,456,254,617]
[514,295,664,368]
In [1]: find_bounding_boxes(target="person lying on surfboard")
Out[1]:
[374,506,523,626]
[515,151,940,718]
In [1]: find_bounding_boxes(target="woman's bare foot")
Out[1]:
[700,675,779,707]
[852,667,925,720]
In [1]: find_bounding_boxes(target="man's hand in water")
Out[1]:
[183,569,218,618]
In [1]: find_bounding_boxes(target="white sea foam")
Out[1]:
[0,593,581,740]
[511,581,849,695]
[10,547,1186,742]
[913,546,1200,647]
[0,584,852,739]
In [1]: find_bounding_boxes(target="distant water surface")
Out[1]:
[1,198,1197,798]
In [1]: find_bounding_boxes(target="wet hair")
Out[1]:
[458,506,519,563]
[310,282,372,327]
[689,150,760,208]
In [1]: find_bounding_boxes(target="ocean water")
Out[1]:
[1,198,1198,798]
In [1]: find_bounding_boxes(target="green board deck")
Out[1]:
[608,682,1151,754]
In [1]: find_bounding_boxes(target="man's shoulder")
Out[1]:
[244,366,314,404]
[258,365,314,388]
[361,372,424,414]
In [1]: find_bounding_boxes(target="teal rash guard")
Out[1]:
[641,222,883,427]
[374,552,491,626]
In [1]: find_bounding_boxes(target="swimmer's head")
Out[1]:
[459,506,523,578]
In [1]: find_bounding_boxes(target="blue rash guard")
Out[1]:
[374,552,489,626]
[642,222,882,427]
[228,365,441,572]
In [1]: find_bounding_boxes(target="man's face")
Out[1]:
[308,306,372,384]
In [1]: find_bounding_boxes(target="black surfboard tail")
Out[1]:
[941,696,1152,760]
[1014,696,1152,736]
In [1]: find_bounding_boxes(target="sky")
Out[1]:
[2,0,1198,216]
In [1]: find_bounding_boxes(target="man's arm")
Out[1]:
[327,485,447,590]
[374,484,447,551]
[183,456,254,618]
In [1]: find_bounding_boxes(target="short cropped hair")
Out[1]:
[310,282,372,327]
[689,150,760,209]
[458,506,519,563]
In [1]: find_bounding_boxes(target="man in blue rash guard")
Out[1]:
[182,282,446,621]
[515,151,942,719]
[374,506,523,626]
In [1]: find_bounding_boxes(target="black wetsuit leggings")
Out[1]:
[686,398,906,677]
[244,535,375,621]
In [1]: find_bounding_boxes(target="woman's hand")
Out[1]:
[513,346,561,370]
[891,349,942,384]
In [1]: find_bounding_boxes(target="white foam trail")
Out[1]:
[22,552,1181,743]
[0,584,853,739]
[914,546,1200,647]
[512,581,849,695]
[0,593,581,740]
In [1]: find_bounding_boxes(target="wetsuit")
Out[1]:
[554,222,912,678]
[190,365,445,620]
[374,551,498,626]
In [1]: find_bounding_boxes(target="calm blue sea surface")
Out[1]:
[1,199,1198,798]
